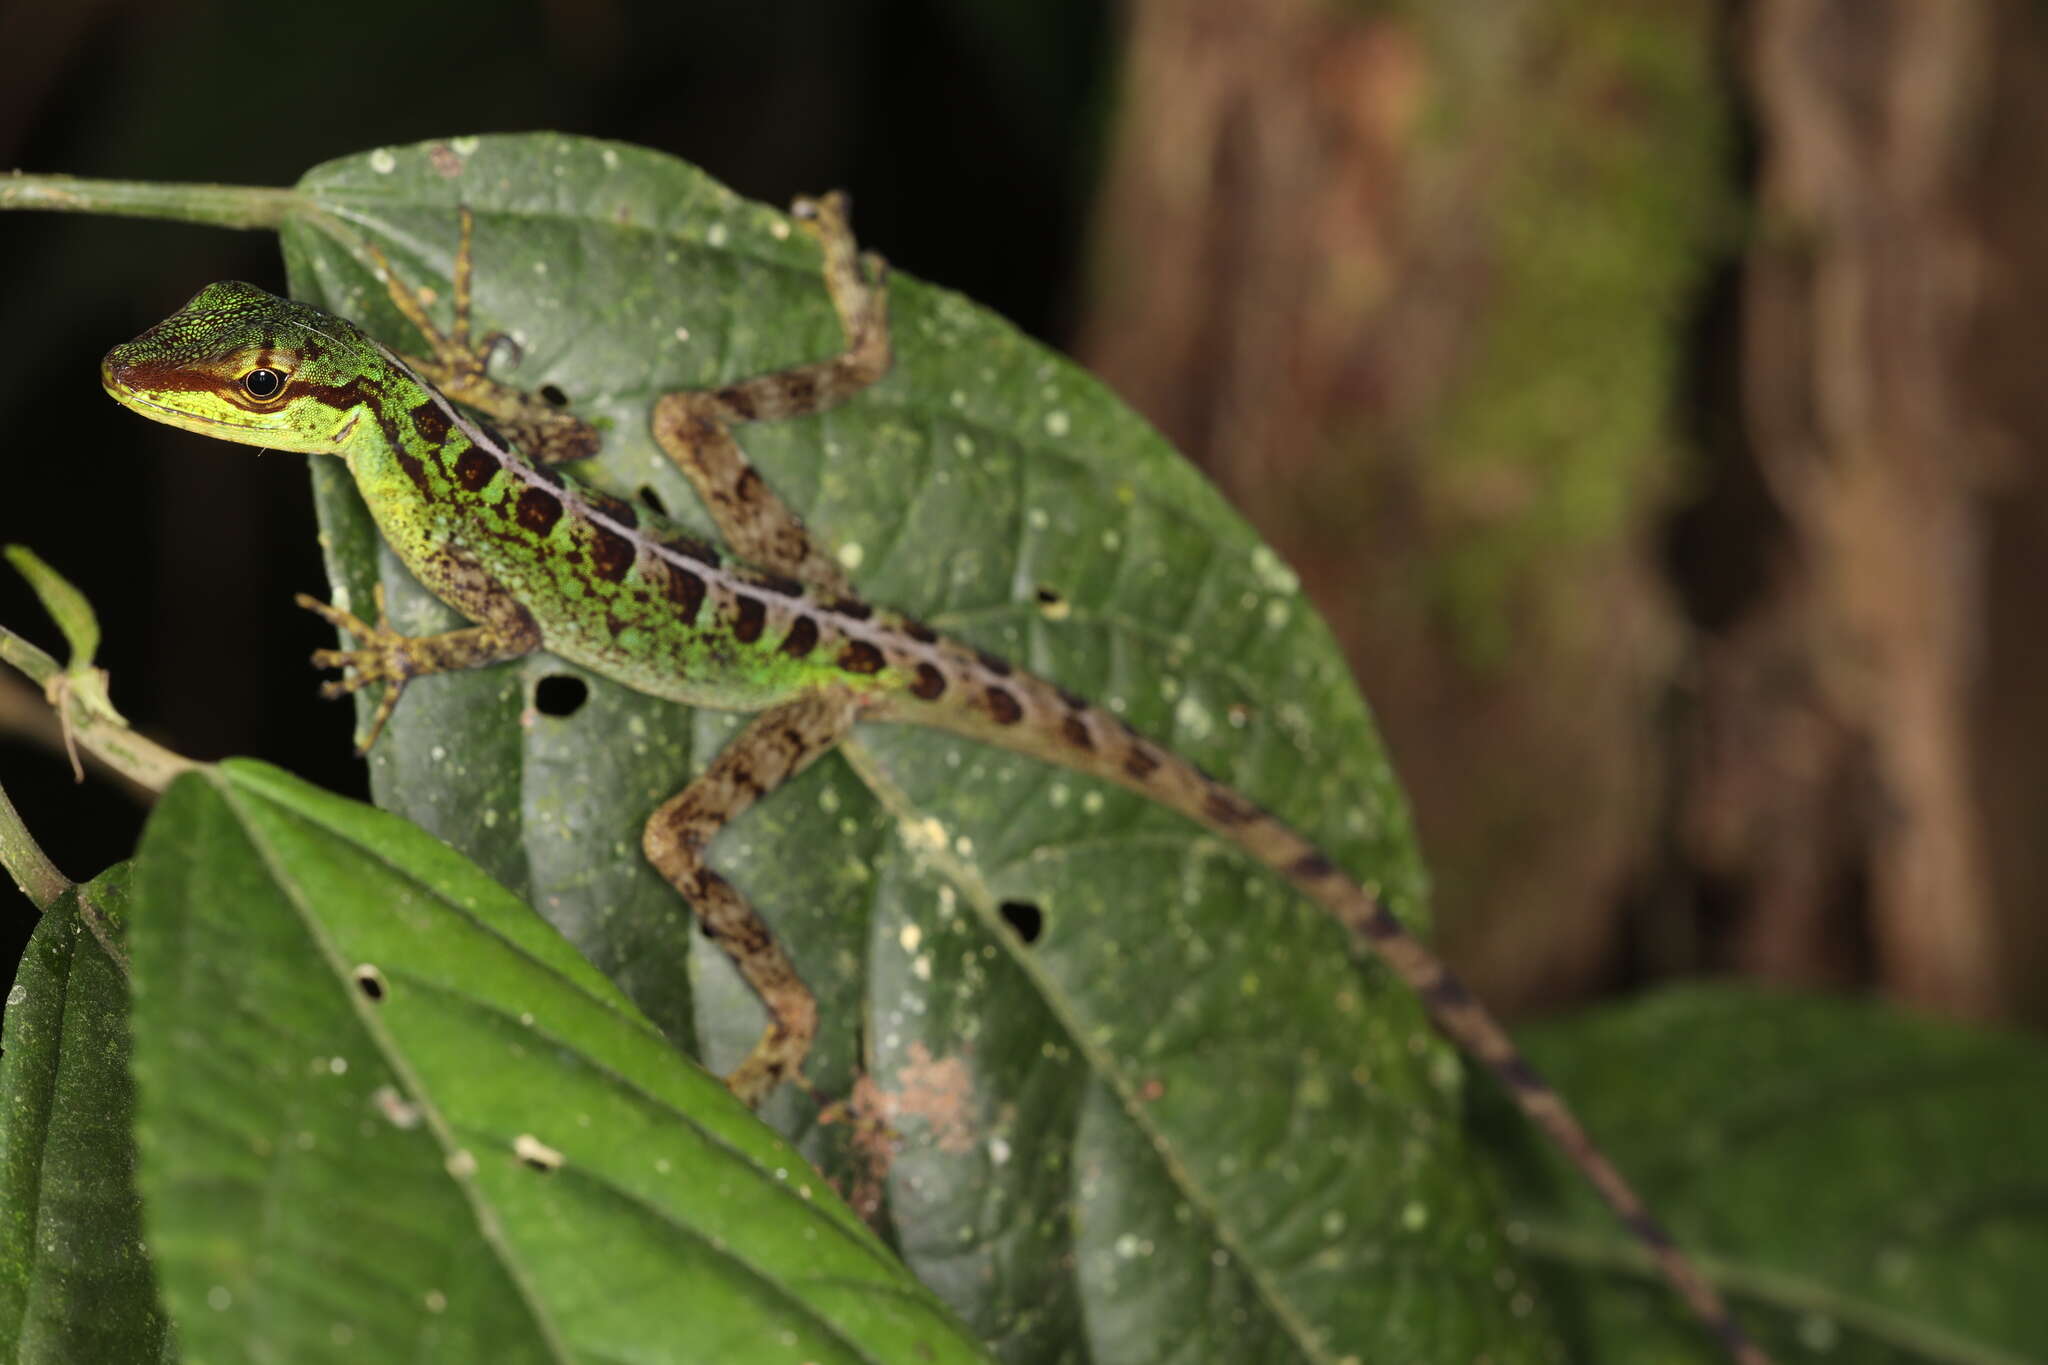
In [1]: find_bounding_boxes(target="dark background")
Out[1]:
[0,0,1110,975]
[3,0,2043,1033]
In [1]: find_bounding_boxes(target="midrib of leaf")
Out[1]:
[213,775,580,1365]
[1518,1222,2032,1365]
[838,739,1344,1365]
[215,769,921,1364]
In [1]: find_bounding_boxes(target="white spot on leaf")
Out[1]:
[514,1134,564,1172]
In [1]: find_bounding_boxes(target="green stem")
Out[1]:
[0,624,55,691]
[0,624,197,795]
[0,775,68,912]
[0,172,297,230]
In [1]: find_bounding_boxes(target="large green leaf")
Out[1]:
[264,133,1558,1361]
[1486,987,2048,1364]
[0,867,171,1364]
[129,758,991,1364]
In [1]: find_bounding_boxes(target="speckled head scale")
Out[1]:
[102,282,379,453]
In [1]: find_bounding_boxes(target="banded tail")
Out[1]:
[883,663,1768,1365]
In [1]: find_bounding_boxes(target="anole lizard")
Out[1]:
[102,195,1767,1364]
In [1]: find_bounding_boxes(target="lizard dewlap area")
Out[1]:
[101,194,1770,1365]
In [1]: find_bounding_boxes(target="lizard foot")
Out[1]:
[366,204,598,465]
[297,586,411,752]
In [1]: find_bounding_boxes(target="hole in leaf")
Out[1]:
[538,383,569,407]
[637,485,669,517]
[1000,900,1043,944]
[352,964,387,1002]
[534,674,588,717]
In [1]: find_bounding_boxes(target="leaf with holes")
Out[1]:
[270,134,1557,1361]
[0,867,171,1365]
[129,758,990,1364]
[1483,987,2048,1364]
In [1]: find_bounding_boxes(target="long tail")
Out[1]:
[895,665,1769,1365]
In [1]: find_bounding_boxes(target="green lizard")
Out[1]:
[102,195,1767,1364]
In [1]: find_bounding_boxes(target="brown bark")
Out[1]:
[1077,0,1727,1011]
[1080,0,2042,1023]
[1718,0,2003,1015]
[1968,1,2048,1028]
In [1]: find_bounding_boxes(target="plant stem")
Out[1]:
[0,625,197,795]
[0,775,67,912]
[0,172,296,230]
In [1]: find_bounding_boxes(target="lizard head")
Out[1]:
[103,281,385,456]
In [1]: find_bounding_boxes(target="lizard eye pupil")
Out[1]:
[242,368,285,399]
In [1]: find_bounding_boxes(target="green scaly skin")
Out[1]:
[100,204,1767,1365]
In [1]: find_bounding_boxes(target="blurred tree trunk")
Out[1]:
[1075,0,1733,1012]
[1968,0,2048,1028]
[1704,0,2001,1015]
[1078,0,2042,1024]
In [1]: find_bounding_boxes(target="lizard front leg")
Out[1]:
[368,205,601,466]
[650,192,892,594]
[298,585,541,751]
[642,689,860,1106]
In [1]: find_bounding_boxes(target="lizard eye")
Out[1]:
[241,368,286,400]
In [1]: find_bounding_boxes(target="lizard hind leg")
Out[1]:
[642,690,862,1107]
[649,191,894,594]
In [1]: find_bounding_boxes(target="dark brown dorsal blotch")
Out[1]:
[585,490,639,530]
[453,446,498,492]
[665,535,721,569]
[985,686,1024,725]
[1497,1054,1544,1092]
[516,484,564,535]
[732,594,767,644]
[393,448,433,497]
[1625,1212,1677,1251]
[1061,713,1094,750]
[589,525,636,582]
[1362,905,1404,942]
[1056,686,1089,711]
[826,597,873,622]
[1289,851,1337,880]
[1124,744,1161,780]
[899,617,939,644]
[976,649,1013,677]
[1203,789,1261,826]
[526,458,565,488]
[911,663,947,700]
[780,615,819,658]
[720,386,760,421]
[838,640,885,674]
[754,571,806,598]
[409,399,452,446]
[1422,974,1472,1010]
[662,562,706,624]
